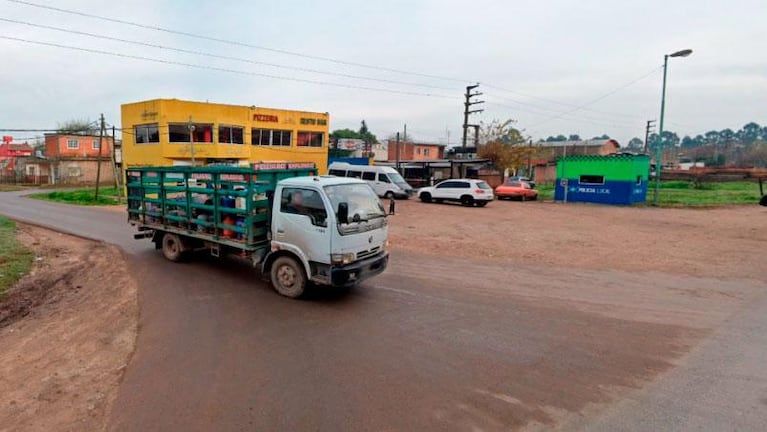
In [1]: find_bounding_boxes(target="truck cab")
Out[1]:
[267,176,389,296]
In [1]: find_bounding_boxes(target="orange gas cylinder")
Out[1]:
[222,215,234,238]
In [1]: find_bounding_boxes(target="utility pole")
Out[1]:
[111,125,122,196]
[395,132,401,174]
[95,113,105,200]
[187,116,196,165]
[643,120,656,154]
[462,84,484,150]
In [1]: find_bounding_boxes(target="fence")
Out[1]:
[0,173,50,185]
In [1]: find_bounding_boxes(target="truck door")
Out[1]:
[272,187,331,265]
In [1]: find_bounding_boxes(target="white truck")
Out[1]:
[127,164,389,298]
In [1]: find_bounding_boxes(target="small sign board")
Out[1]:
[560,179,568,186]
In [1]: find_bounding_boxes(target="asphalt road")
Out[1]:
[1,192,766,431]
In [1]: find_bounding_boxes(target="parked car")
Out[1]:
[507,176,535,189]
[417,179,494,207]
[495,180,539,201]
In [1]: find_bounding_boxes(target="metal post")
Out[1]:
[188,116,196,166]
[562,141,568,203]
[653,55,669,206]
[395,132,401,174]
[95,113,105,200]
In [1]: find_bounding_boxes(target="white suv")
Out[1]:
[418,179,494,207]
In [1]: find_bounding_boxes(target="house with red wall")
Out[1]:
[386,141,445,161]
[42,133,115,184]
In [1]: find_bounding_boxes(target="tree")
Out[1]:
[57,119,96,135]
[477,119,534,174]
[737,122,761,145]
[719,128,736,144]
[358,120,378,144]
[545,135,567,142]
[568,134,581,141]
[330,128,361,140]
[648,131,680,150]
[704,130,721,146]
[627,137,644,149]
[591,134,611,140]
[680,135,698,148]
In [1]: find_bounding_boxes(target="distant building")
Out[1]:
[43,133,115,184]
[0,137,36,183]
[387,141,445,161]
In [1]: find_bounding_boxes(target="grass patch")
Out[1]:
[0,217,34,298]
[534,181,761,207]
[29,187,122,206]
[655,181,760,207]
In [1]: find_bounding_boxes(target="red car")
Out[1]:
[494,181,538,201]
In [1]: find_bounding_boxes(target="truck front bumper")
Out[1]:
[330,252,389,287]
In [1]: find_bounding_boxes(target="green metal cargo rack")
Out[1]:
[126,164,317,251]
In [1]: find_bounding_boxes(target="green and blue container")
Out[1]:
[555,154,650,205]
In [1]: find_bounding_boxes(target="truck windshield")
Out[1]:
[324,183,386,221]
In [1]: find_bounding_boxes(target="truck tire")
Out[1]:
[161,233,185,262]
[270,256,306,298]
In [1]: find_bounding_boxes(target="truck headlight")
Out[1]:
[331,253,355,265]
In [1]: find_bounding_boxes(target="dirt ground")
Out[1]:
[389,199,767,281]
[0,225,137,432]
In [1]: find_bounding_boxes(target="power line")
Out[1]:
[6,0,469,84]
[0,35,461,99]
[484,101,637,129]
[0,17,457,92]
[483,83,645,120]
[527,67,661,129]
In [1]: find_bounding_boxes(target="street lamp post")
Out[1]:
[653,48,692,206]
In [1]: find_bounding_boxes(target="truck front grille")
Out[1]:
[356,247,381,260]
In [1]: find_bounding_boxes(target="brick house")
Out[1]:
[386,141,445,161]
[43,133,116,184]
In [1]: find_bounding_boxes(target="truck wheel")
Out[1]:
[270,256,306,298]
[161,233,185,262]
[384,191,394,199]
[461,195,474,207]
[420,192,432,203]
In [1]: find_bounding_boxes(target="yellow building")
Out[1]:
[120,99,329,172]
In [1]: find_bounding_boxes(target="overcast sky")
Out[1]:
[1,0,765,146]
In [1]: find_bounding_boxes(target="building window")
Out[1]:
[168,123,213,143]
[272,130,292,146]
[218,125,244,144]
[424,148,430,156]
[66,139,79,149]
[416,148,421,155]
[252,129,292,146]
[297,132,323,147]
[251,128,270,145]
[134,124,159,144]
[67,166,81,177]
[92,139,101,150]
[580,175,605,185]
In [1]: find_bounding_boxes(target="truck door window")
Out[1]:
[378,173,390,183]
[362,172,376,181]
[280,188,327,227]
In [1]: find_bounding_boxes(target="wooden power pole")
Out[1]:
[95,113,105,200]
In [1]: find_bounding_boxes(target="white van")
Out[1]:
[328,162,414,199]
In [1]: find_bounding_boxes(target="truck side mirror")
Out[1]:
[337,202,349,224]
